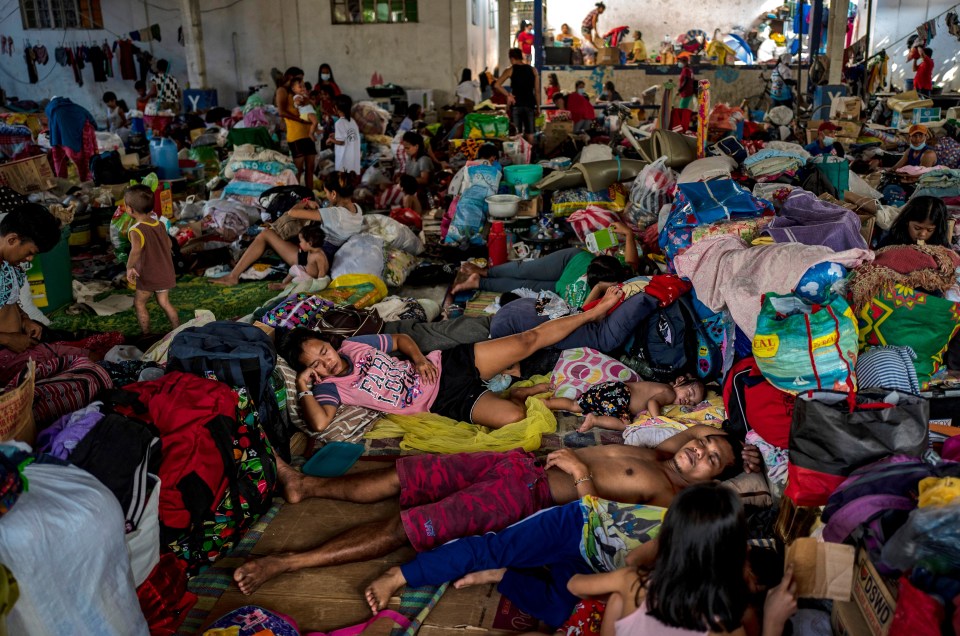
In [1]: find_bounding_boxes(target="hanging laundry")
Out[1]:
[946,12,960,41]
[129,30,141,41]
[916,18,937,43]
[66,48,82,86]
[177,26,184,46]
[23,47,37,84]
[114,39,137,80]
[88,45,107,82]
[102,42,113,78]
[135,48,153,84]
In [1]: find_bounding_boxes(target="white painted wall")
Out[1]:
[0,0,500,118]
[543,0,783,43]
[872,0,960,91]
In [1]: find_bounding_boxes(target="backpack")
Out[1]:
[259,185,316,222]
[168,321,288,461]
[619,296,709,383]
[820,455,960,572]
[104,372,278,572]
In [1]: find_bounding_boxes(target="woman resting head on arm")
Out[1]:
[882,195,951,247]
[567,482,797,636]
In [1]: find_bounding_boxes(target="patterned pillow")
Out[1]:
[276,356,381,442]
[550,348,639,399]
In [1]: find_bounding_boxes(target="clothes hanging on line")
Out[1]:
[114,39,137,80]
[24,48,37,84]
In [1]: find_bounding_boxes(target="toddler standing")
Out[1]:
[291,77,319,141]
[124,185,179,335]
[328,94,361,175]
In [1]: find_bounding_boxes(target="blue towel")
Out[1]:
[44,97,95,152]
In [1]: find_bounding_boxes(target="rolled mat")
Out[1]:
[651,129,698,169]
[575,158,648,192]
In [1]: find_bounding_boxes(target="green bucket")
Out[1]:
[27,225,73,314]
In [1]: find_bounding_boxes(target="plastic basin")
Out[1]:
[486,194,520,219]
[503,164,544,186]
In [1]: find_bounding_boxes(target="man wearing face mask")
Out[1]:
[804,121,844,157]
[892,124,938,169]
[566,80,596,133]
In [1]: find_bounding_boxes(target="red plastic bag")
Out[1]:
[890,576,943,636]
[390,207,423,230]
[568,206,621,243]
[136,553,197,636]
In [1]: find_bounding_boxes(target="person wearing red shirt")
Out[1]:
[566,80,596,133]
[913,47,934,97]
[516,21,535,63]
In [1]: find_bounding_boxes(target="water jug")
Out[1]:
[488,221,508,267]
[149,137,181,180]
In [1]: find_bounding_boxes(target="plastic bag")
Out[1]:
[110,205,134,262]
[464,113,510,139]
[753,292,859,394]
[330,234,386,280]
[882,499,960,573]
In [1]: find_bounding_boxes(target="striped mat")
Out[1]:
[177,499,284,635]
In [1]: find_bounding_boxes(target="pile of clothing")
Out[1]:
[221,143,299,205]
[742,144,809,181]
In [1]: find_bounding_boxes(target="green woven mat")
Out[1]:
[177,499,284,635]
[464,291,499,317]
[49,276,281,337]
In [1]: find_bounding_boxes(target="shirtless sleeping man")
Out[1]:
[233,425,761,594]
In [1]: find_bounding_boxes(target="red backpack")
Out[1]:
[722,356,795,448]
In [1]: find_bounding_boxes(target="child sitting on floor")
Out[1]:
[541,376,706,433]
[124,185,179,335]
[399,174,423,214]
[268,224,329,290]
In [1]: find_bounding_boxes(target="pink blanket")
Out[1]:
[674,235,873,338]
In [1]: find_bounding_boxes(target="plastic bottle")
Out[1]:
[488,221,508,266]
[149,137,181,180]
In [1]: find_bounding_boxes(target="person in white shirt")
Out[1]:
[455,68,482,105]
[327,95,361,175]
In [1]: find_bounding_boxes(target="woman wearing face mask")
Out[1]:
[566,80,596,133]
[280,286,624,431]
[892,124,938,170]
[316,63,341,96]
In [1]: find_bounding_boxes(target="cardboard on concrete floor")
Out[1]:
[203,460,541,634]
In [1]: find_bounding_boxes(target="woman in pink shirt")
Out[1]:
[282,287,622,430]
[567,483,798,636]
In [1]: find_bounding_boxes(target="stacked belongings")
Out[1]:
[221,143,299,205]
[658,179,774,271]
[743,143,809,182]
[912,168,960,199]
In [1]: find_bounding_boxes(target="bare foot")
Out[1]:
[577,414,599,434]
[212,274,240,286]
[364,567,407,614]
[453,568,507,589]
[460,262,487,277]
[450,272,481,295]
[234,554,293,595]
[276,458,305,504]
[511,382,553,402]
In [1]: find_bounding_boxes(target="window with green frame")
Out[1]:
[331,0,418,24]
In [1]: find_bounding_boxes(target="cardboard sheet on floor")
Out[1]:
[202,461,541,633]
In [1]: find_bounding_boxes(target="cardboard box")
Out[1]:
[851,548,898,636]
[913,107,941,124]
[832,96,862,121]
[832,600,873,636]
[0,154,55,194]
[542,120,573,154]
[834,120,862,140]
[597,47,621,65]
[253,321,275,341]
[517,196,542,217]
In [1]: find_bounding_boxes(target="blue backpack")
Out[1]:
[168,321,288,460]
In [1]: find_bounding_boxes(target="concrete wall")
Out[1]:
[551,64,768,108]
[543,0,782,44]
[872,0,960,91]
[0,0,501,118]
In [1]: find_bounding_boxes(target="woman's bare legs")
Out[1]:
[214,228,300,285]
[303,153,316,191]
